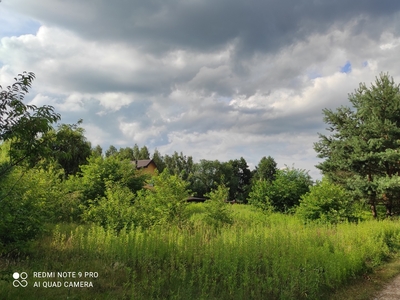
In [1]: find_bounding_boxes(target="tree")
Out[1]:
[296,178,356,224]
[68,155,146,205]
[92,145,103,157]
[152,148,165,172]
[118,147,134,160]
[223,158,252,202]
[315,73,400,218]
[132,144,140,160]
[248,166,312,212]
[105,145,118,157]
[139,145,150,159]
[134,168,190,228]
[253,156,277,182]
[248,179,274,212]
[45,120,92,176]
[191,159,223,197]
[0,72,60,177]
[204,184,233,228]
[164,151,194,181]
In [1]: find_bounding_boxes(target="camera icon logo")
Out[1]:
[13,272,28,287]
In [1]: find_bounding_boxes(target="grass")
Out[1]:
[327,255,400,300]
[2,206,400,299]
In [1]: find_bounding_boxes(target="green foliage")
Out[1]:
[92,145,103,157]
[248,179,274,212]
[315,73,400,217]
[152,148,166,172]
[105,145,118,157]
[204,184,233,228]
[0,178,44,255]
[105,144,151,160]
[191,158,253,201]
[0,164,76,255]
[163,151,194,182]
[82,182,136,232]
[17,215,400,300]
[134,169,190,228]
[0,72,60,175]
[253,155,277,182]
[191,159,222,197]
[249,166,312,212]
[225,157,252,202]
[68,155,146,204]
[296,178,356,224]
[44,121,92,176]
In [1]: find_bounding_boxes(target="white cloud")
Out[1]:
[2,3,400,180]
[119,121,165,145]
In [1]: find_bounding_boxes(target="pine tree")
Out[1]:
[315,73,400,218]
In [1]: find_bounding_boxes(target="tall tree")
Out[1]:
[253,156,277,182]
[226,157,252,202]
[0,72,60,177]
[249,166,312,212]
[315,73,400,218]
[105,145,118,157]
[46,121,92,176]
[191,159,223,197]
[152,148,165,172]
[92,145,103,157]
[139,146,150,159]
[118,147,134,160]
[164,151,194,181]
[132,144,140,160]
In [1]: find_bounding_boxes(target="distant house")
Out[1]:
[133,159,157,176]
[186,196,207,203]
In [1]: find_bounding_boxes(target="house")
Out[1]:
[186,196,207,203]
[133,159,157,176]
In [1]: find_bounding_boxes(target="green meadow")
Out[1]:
[2,205,400,300]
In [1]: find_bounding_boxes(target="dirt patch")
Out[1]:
[374,274,400,300]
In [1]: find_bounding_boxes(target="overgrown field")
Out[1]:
[2,206,400,300]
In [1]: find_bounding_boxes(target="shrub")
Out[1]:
[248,179,274,212]
[204,184,234,228]
[82,181,136,232]
[0,165,69,255]
[134,169,190,228]
[68,155,146,205]
[296,178,356,224]
[248,166,312,213]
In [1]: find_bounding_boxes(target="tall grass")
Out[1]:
[48,215,400,299]
[2,208,400,299]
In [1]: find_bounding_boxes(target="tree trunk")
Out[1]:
[368,173,377,219]
[386,205,392,217]
[370,202,377,219]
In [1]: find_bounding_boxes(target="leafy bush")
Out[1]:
[204,184,234,228]
[82,182,136,232]
[67,155,146,204]
[248,166,312,212]
[296,178,356,224]
[0,165,71,255]
[134,169,190,228]
[247,179,274,212]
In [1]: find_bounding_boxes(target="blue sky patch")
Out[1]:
[0,7,42,38]
[340,61,352,73]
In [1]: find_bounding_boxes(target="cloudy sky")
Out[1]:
[1,0,400,179]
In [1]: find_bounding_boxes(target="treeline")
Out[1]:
[93,143,314,205]
[4,71,399,257]
[0,72,314,255]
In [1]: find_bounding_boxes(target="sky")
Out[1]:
[1,1,400,180]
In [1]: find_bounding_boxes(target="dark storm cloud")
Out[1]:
[3,0,400,179]
[11,0,400,58]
